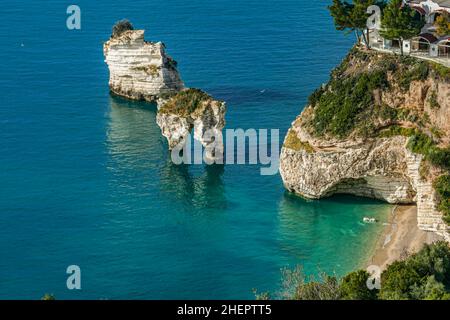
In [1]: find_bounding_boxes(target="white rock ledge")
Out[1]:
[280,128,450,242]
[104,30,184,102]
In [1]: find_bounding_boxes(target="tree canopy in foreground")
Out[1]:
[257,241,450,300]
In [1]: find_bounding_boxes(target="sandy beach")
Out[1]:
[367,205,442,270]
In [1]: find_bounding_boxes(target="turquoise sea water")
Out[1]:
[0,0,391,299]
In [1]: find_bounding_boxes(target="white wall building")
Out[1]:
[370,0,450,64]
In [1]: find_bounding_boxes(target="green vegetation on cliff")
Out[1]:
[159,88,214,117]
[397,60,429,90]
[378,126,450,220]
[308,48,450,138]
[431,62,450,80]
[406,133,450,170]
[306,49,449,178]
[378,126,450,173]
[112,19,134,38]
[311,68,388,138]
[378,125,416,138]
[303,47,450,223]
[307,48,448,140]
[284,130,314,153]
[434,175,450,224]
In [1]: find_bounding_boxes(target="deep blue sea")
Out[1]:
[0,0,391,299]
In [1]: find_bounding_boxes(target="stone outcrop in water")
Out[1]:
[103,29,184,102]
[280,47,450,241]
[156,89,226,162]
[103,23,226,159]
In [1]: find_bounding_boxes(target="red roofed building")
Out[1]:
[368,1,449,64]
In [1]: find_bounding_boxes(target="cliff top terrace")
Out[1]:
[368,0,450,67]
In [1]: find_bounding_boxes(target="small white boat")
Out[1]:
[363,217,377,223]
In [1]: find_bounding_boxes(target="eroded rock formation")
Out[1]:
[156,89,226,162]
[280,48,450,241]
[103,29,184,102]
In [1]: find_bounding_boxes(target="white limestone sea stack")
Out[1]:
[279,47,450,241]
[103,22,226,161]
[103,28,184,102]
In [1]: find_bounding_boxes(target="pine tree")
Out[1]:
[329,0,382,48]
[380,0,424,55]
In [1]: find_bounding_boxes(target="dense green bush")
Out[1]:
[405,132,450,170]
[294,275,340,300]
[380,241,450,300]
[431,62,450,80]
[435,175,450,197]
[308,87,325,107]
[404,132,450,222]
[405,132,450,173]
[379,260,421,299]
[434,175,450,223]
[311,70,388,137]
[398,61,429,91]
[267,268,370,300]
[427,147,450,170]
[406,132,435,155]
[339,270,377,300]
[159,88,213,116]
[275,266,341,300]
[378,125,416,138]
[112,19,134,38]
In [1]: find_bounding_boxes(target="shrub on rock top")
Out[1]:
[112,19,134,38]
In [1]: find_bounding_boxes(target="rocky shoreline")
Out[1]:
[280,47,450,242]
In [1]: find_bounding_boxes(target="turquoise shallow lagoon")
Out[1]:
[0,0,390,299]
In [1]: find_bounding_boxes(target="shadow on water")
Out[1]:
[106,95,227,213]
[106,95,163,172]
[159,160,227,212]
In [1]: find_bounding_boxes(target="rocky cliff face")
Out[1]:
[103,29,184,102]
[280,48,450,241]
